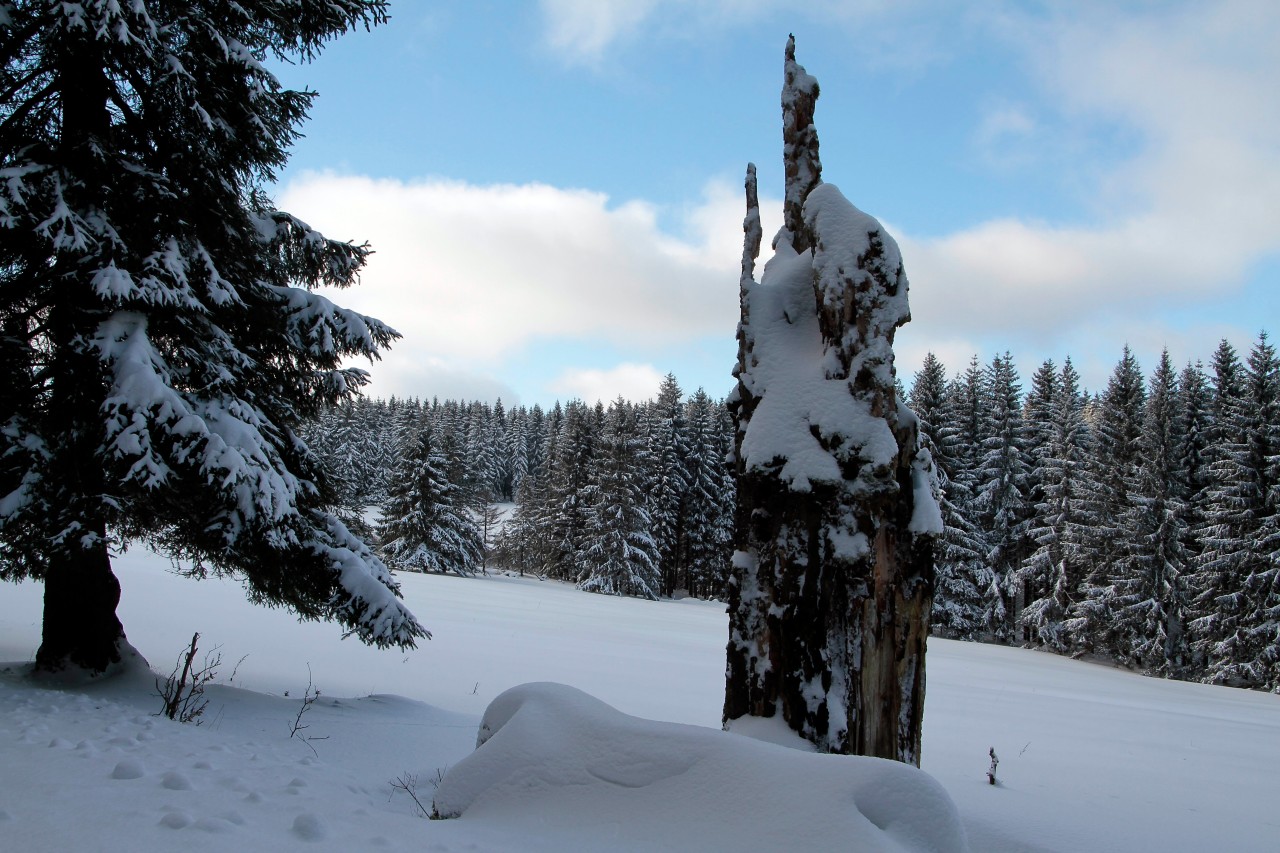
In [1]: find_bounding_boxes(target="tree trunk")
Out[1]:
[36,520,126,674]
[724,37,936,766]
[30,15,128,676]
[34,301,127,674]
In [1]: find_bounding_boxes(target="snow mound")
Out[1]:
[433,682,969,852]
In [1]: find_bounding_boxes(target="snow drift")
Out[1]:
[433,682,970,852]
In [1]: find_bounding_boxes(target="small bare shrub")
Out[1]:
[288,664,328,755]
[156,632,220,724]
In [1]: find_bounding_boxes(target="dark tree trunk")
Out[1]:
[32,28,127,675]
[724,37,935,766]
[34,301,127,674]
[36,520,126,674]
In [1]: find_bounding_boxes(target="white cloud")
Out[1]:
[548,362,668,404]
[280,173,744,352]
[971,103,1039,170]
[285,3,1278,403]
[535,0,1278,366]
[537,0,957,69]
[277,173,779,401]
[368,354,520,405]
[890,2,1280,380]
[539,0,663,62]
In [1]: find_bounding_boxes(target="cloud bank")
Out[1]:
[282,2,1278,401]
[278,175,773,403]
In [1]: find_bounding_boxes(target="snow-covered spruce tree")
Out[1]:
[378,426,483,576]
[649,374,692,596]
[907,353,948,450]
[1069,346,1147,655]
[499,401,563,577]
[683,388,734,599]
[0,1,425,674]
[577,398,661,599]
[506,406,531,502]
[1020,358,1094,652]
[1174,361,1212,586]
[1113,350,1189,676]
[911,356,989,640]
[544,399,598,580]
[495,472,546,577]
[1191,334,1279,688]
[973,353,1030,641]
[937,356,999,628]
[724,38,940,764]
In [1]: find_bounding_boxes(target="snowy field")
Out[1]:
[2,550,1277,852]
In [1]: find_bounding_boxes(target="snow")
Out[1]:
[738,238,868,488]
[434,682,967,852]
[909,447,945,535]
[737,180,918,501]
[2,547,1278,851]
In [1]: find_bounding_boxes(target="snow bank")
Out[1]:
[434,682,969,852]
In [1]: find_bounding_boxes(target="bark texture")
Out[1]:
[724,37,936,766]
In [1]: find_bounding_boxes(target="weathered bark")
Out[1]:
[724,38,936,766]
[780,35,820,253]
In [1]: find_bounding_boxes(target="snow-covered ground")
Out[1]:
[2,550,1277,851]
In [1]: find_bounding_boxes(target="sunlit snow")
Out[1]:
[1,549,1276,851]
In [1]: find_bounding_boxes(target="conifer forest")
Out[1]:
[314,335,1280,694]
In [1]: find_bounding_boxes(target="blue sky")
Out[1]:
[272,1,1279,406]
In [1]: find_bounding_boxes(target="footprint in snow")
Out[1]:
[158,811,192,830]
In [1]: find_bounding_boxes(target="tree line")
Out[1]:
[301,375,737,600]
[303,332,1278,693]
[913,333,1279,692]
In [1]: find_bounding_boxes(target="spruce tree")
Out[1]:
[0,1,424,673]
[1189,340,1250,679]
[1193,334,1279,688]
[911,356,988,639]
[1114,350,1189,676]
[577,399,661,599]
[973,353,1030,641]
[1175,361,1213,589]
[1071,346,1146,654]
[648,374,691,595]
[378,426,483,576]
[908,353,949,454]
[506,406,531,502]
[544,399,595,579]
[1021,358,1094,651]
[938,360,998,627]
[682,389,734,599]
